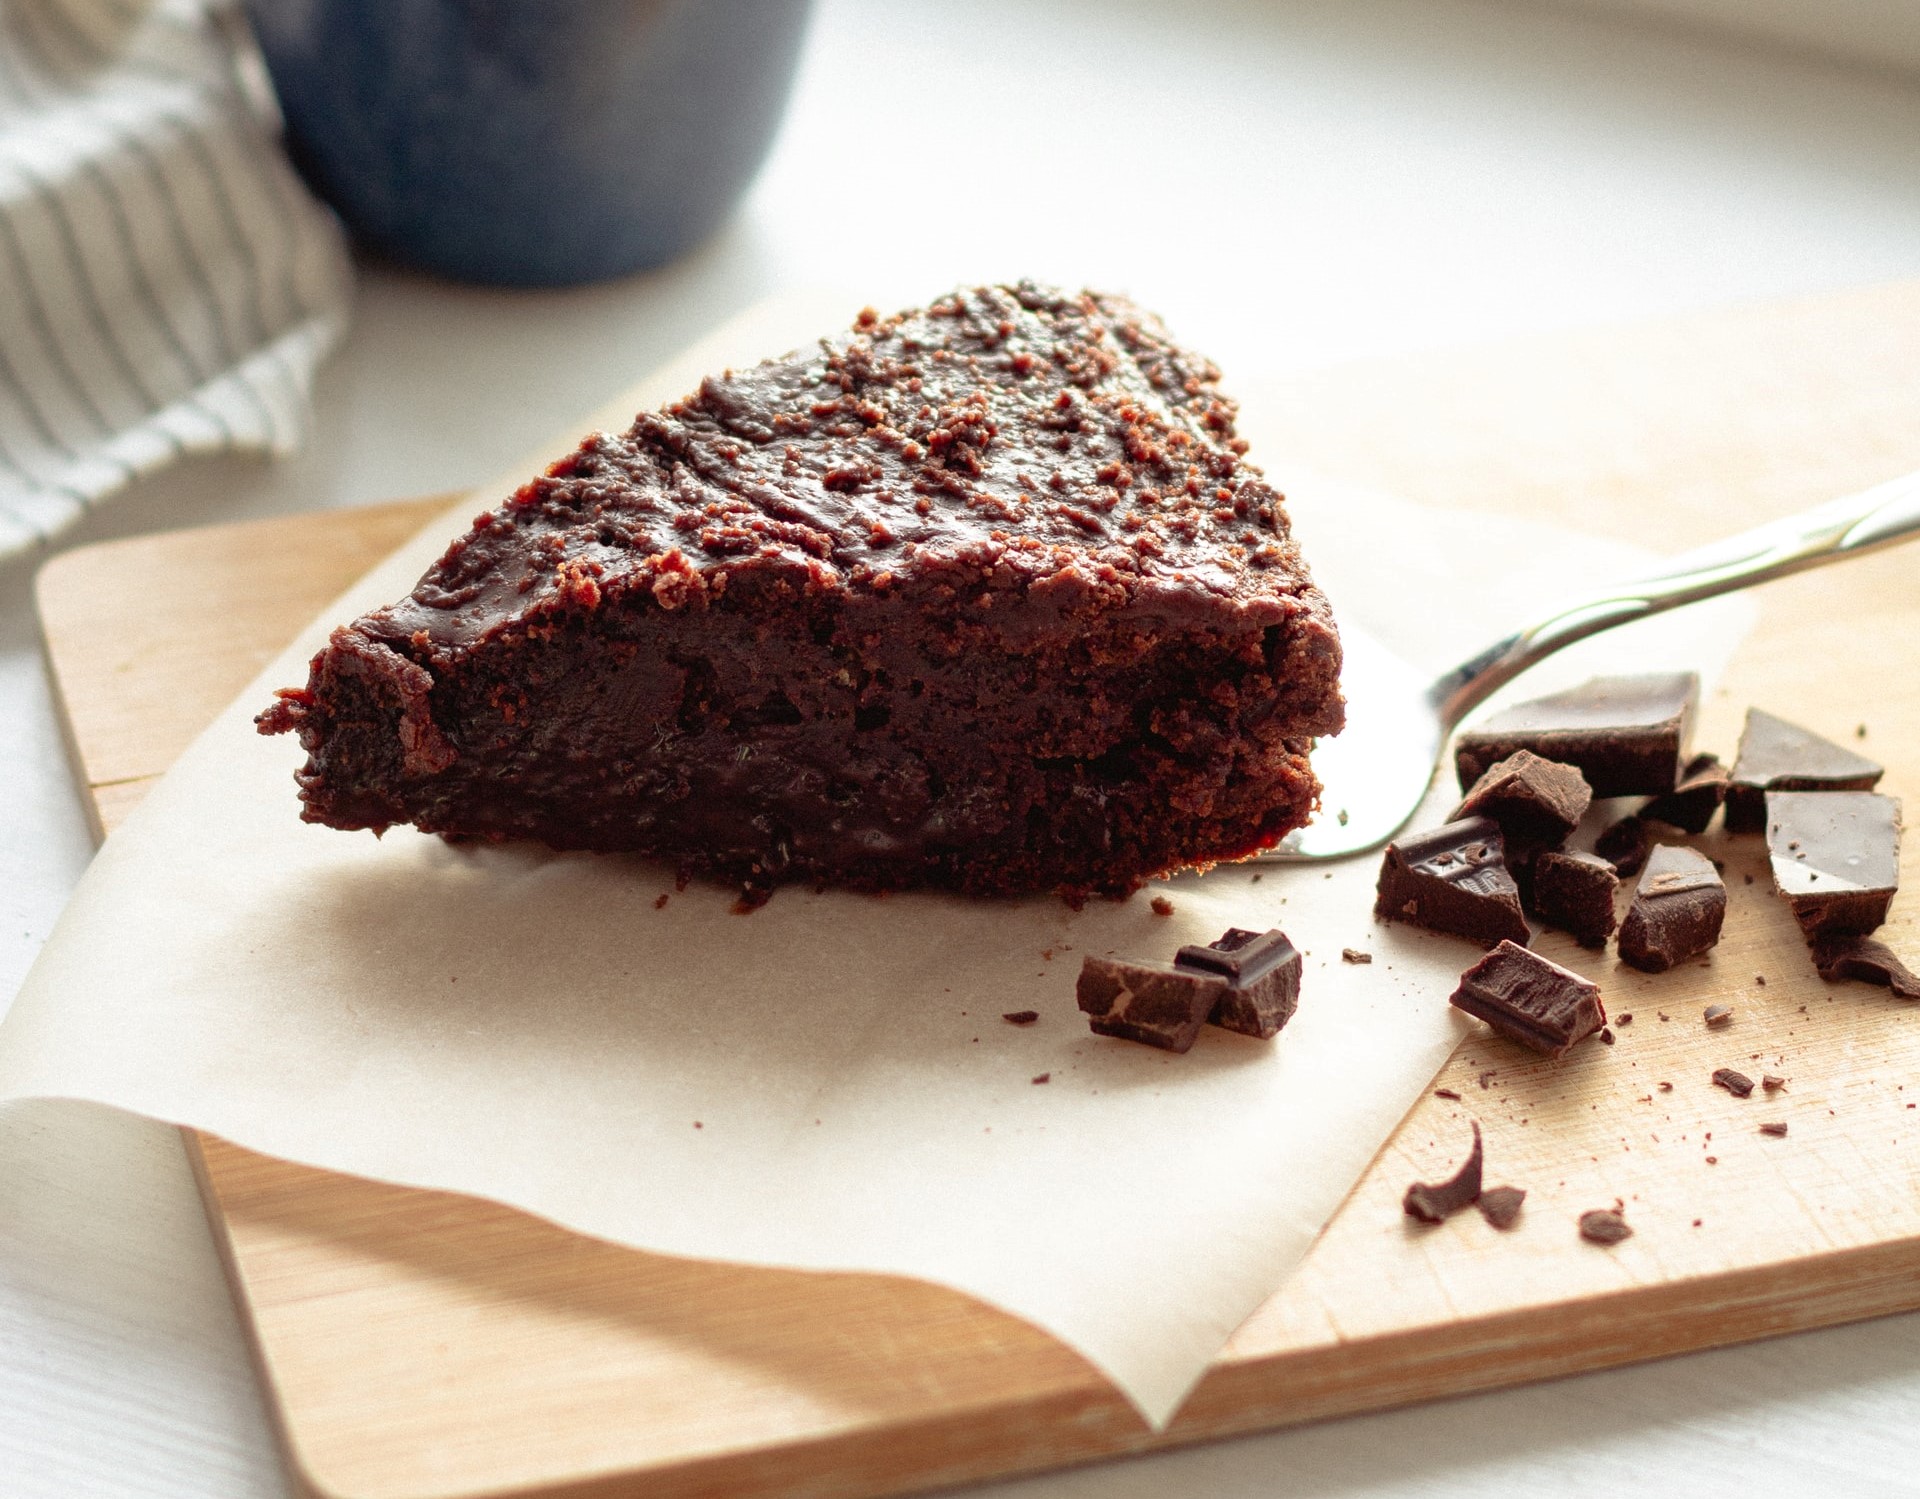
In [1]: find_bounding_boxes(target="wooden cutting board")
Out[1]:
[35,279,1920,1499]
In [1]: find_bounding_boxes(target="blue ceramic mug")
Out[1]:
[244,0,813,286]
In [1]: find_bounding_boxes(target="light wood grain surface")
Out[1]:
[36,278,1920,1499]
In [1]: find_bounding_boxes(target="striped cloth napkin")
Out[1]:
[0,0,351,558]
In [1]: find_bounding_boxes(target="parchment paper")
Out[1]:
[0,319,1753,1427]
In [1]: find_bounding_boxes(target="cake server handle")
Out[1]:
[1425,466,1920,729]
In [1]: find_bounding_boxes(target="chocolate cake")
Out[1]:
[259,284,1344,899]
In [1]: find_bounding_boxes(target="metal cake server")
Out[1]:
[1266,467,1920,862]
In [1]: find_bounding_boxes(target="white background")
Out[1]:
[6,0,1920,1493]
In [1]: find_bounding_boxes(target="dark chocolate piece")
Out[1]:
[1712,1067,1755,1098]
[1763,1073,1787,1090]
[1434,1087,1463,1100]
[1374,817,1530,949]
[1644,752,1729,834]
[1578,1208,1633,1245]
[1725,708,1883,833]
[1528,849,1620,949]
[1454,673,1697,798]
[1766,791,1903,940]
[1002,1010,1039,1025]
[258,285,1344,902]
[1450,940,1605,1059]
[1402,1122,1483,1223]
[1477,1185,1526,1229]
[1175,926,1303,1039]
[1341,947,1372,964]
[1811,934,1920,999]
[1594,813,1656,877]
[1617,845,1726,973]
[1704,1003,1733,1028]
[1759,1121,1789,1137]
[1450,750,1593,859]
[1075,956,1218,1052]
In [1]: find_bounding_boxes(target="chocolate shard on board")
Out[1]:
[1075,956,1219,1053]
[1644,751,1730,835]
[1618,844,1727,973]
[1528,849,1620,949]
[1175,926,1303,1039]
[1810,934,1920,999]
[1403,1122,1484,1223]
[1374,817,1531,949]
[1449,750,1593,862]
[1478,1185,1526,1229]
[1453,672,1697,798]
[1579,1207,1633,1245]
[1766,791,1903,940]
[1725,707,1883,833]
[1450,940,1605,1058]
[256,284,1344,902]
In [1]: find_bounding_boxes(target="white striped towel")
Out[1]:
[0,0,352,558]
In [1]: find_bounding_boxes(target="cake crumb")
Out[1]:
[1150,896,1175,916]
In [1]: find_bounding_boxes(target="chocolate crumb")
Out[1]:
[1616,1013,1633,1026]
[1477,1069,1498,1090]
[1032,1073,1051,1085]
[1762,1074,1787,1091]
[1704,1004,1733,1028]
[1713,1067,1756,1098]
[1600,1028,1616,1045]
[1342,947,1373,964]
[1658,1081,1673,1092]
[1002,1010,1040,1026]
[1478,1185,1526,1229]
[1706,1155,1718,1164]
[653,893,670,910]
[1579,1208,1633,1245]
[1403,1122,1484,1223]
[1149,895,1175,916]
[1434,1087,1463,1100]
[1760,1121,1789,1137]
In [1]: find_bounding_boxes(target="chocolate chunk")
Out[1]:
[1618,845,1726,973]
[1704,1003,1733,1027]
[1176,926,1303,1039]
[1450,750,1593,859]
[1810,934,1920,999]
[1578,1208,1633,1245]
[1712,1067,1755,1097]
[1402,1122,1483,1223]
[1477,1185,1526,1229]
[1341,947,1373,964]
[1454,673,1697,798]
[1076,957,1217,1052]
[1528,849,1620,949]
[1644,752,1730,835]
[1766,791,1903,940]
[1434,1087,1463,1100]
[1759,1121,1789,1137]
[1726,708,1883,833]
[1002,1010,1039,1025]
[1762,1073,1787,1090]
[1374,817,1530,949]
[1450,940,1606,1058]
[1594,813,1656,877]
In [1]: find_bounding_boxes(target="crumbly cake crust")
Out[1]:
[261,283,1343,900]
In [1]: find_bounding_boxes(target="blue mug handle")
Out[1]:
[245,0,814,286]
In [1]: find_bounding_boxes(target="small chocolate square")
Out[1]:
[1450,940,1606,1059]
[1176,927,1303,1040]
[1618,844,1726,973]
[1450,750,1593,859]
[1766,791,1902,940]
[1528,849,1620,949]
[1375,817,1530,949]
[1075,957,1219,1053]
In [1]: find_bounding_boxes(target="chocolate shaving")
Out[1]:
[1434,1087,1462,1101]
[1759,1121,1789,1137]
[1002,1010,1040,1025]
[1704,1004,1733,1028]
[1712,1067,1755,1098]
[1811,934,1920,999]
[1402,1122,1484,1224]
[1342,947,1373,964]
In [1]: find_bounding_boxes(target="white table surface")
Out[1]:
[6,1,1920,1494]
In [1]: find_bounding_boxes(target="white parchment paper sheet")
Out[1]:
[0,311,1752,1426]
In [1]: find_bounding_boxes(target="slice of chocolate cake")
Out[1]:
[259,285,1344,900]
